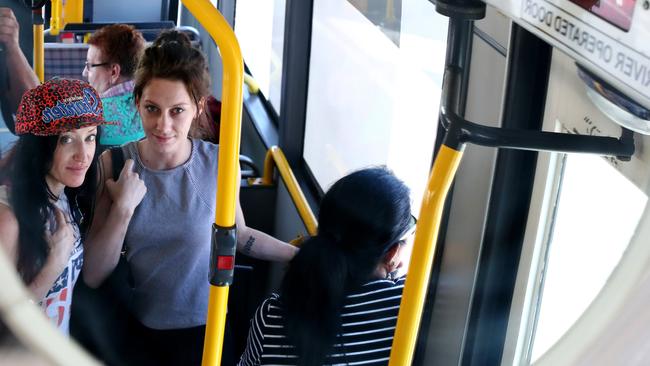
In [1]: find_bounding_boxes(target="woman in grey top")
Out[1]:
[83,30,298,365]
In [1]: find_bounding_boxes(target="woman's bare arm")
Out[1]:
[0,205,75,301]
[0,8,39,130]
[234,170,299,262]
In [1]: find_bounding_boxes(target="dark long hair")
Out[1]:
[2,134,99,283]
[280,167,412,366]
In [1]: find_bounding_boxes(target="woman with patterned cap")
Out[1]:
[0,78,143,334]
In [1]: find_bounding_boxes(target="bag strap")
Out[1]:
[107,146,135,289]
[109,146,125,181]
[109,147,128,255]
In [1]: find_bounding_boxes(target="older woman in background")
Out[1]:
[83,24,146,149]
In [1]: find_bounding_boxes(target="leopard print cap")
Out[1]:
[15,78,116,136]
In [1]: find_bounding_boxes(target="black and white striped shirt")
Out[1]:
[238,277,406,366]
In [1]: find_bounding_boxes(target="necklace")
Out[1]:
[46,184,60,202]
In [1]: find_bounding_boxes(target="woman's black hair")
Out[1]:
[280,167,412,366]
[3,133,99,284]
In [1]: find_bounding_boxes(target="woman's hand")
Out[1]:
[83,159,145,288]
[0,8,20,51]
[45,208,75,268]
[105,159,147,214]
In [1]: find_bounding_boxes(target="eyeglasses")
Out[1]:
[84,61,110,70]
[397,214,417,243]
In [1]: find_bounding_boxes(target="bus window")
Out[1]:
[93,0,163,22]
[529,153,647,362]
[302,0,448,223]
[235,0,286,114]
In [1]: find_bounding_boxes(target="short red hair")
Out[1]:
[88,24,145,78]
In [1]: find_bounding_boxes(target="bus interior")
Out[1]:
[1,0,650,365]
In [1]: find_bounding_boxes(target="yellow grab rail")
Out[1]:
[388,144,463,366]
[243,73,260,94]
[180,1,243,366]
[63,0,84,25]
[261,146,318,237]
[49,0,62,36]
[33,22,44,82]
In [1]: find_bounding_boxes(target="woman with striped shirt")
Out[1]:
[239,167,416,366]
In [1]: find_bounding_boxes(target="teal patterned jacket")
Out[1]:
[100,80,145,146]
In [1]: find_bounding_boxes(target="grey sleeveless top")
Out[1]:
[122,139,219,329]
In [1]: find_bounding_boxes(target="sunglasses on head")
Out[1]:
[381,214,417,253]
[397,214,417,243]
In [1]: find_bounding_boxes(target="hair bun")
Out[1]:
[153,30,192,48]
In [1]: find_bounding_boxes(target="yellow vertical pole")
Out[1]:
[388,144,464,366]
[49,0,62,36]
[33,25,44,82]
[179,1,243,366]
[261,147,318,236]
[62,0,84,25]
[33,8,44,83]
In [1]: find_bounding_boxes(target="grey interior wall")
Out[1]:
[274,180,309,243]
[93,0,162,22]
[240,87,280,164]
[179,4,224,100]
[240,108,269,164]
[421,13,510,366]
[267,180,310,291]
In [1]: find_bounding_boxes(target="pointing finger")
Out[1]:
[54,208,66,226]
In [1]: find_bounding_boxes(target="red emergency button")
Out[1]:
[217,255,234,270]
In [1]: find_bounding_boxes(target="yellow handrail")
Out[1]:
[62,0,84,25]
[261,146,318,237]
[388,144,463,366]
[33,22,44,82]
[180,1,243,366]
[49,0,62,36]
[243,73,260,94]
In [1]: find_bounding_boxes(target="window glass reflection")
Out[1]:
[531,153,647,362]
[234,0,286,114]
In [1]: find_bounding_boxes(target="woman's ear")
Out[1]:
[110,64,122,85]
[197,97,206,118]
[383,243,401,267]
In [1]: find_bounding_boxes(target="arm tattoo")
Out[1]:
[243,235,255,255]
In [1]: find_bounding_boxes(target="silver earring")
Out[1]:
[386,270,398,281]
